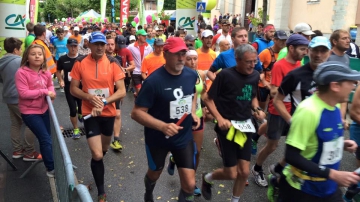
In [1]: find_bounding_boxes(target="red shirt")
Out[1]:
[117,48,134,68]
[267,58,301,115]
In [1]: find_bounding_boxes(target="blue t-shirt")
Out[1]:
[53,37,68,61]
[50,36,58,45]
[146,38,155,49]
[135,66,198,149]
[211,48,263,72]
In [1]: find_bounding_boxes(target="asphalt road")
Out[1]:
[0,85,358,202]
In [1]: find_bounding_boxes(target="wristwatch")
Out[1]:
[102,98,107,106]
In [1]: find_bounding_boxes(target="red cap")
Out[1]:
[163,37,188,53]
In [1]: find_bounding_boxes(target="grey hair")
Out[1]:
[234,44,257,59]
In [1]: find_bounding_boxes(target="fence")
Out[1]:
[47,96,93,202]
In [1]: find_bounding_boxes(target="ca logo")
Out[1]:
[5,14,25,30]
[178,16,195,30]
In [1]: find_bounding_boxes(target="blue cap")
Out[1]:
[90,31,107,44]
[40,22,46,26]
[309,36,331,50]
[286,34,309,46]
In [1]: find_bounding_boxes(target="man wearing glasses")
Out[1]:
[155,25,167,42]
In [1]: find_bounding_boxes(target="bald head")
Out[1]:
[219,39,231,52]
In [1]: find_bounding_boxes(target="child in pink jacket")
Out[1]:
[15,44,56,177]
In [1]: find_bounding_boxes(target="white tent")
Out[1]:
[80,9,101,18]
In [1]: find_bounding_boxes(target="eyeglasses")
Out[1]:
[244,60,258,65]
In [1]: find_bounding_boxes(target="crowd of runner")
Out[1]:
[1,15,360,202]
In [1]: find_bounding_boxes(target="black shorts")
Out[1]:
[192,117,204,132]
[257,87,270,102]
[131,74,143,87]
[84,116,115,138]
[215,124,252,167]
[145,140,196,171]
[278,175,343,202]
[266,113,290,140]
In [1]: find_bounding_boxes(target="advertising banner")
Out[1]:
[176,0,197,35]
[100,0,106,19]
[111,0,115,22]
[120,0,130,27]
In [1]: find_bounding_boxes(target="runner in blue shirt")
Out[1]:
[52,28,68,61]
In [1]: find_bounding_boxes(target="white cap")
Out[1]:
[63,26,69,31]
[130,35,136,41]
[201,30,214,38]
[83,33,90,41]
[294,23,315,36]
[74,26,80,31]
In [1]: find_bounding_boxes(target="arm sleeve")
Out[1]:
[141,57,148,73]
[278,72,296,96]
[285,145,330,178]
[270,61,283,87]
[209,55,223,72]
[127,50,134,61]
[135,79,155,108]
[252,42,258,52]
[113,62,126,81]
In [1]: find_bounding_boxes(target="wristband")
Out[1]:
[102,98,107,106]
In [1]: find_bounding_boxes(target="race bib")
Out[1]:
[169,88,192,119]
[196,96,201,111]
[231,119,256,133]
[68,72,72,81]
[88,88,110,98]
[319,136,344,165]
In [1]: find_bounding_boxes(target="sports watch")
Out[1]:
[102,98,107,106]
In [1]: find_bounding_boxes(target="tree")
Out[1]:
[262,0,268,24]
[249,8,269,28]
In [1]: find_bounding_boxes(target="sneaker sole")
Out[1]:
[12,155,23,159]
[23,158,42,162]
[251,168,268,187]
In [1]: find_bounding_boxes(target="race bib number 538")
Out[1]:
[319,136,344,165]
[170,88,192,119]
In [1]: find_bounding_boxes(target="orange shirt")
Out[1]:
[32,39,57,74]
[141,52,165,77]
[69,35,82,44]
[196,48,216,90]
[258,48,278,88]
[70,54,125,117]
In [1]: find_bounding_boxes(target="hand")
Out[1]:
[192,114,201,130]
[87,95,104,108]
[254,110,266,121]
[344,140,358,153]
[329,169,360,187]
[217,118,232,130]
[48,91,56,100]
[59,81,64,88]
[91,107,103,117]
[161,123,183,137]
[343,119,349,130]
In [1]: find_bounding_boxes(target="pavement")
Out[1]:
[0,84,358,202]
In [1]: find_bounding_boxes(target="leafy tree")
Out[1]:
[249,8,269,27]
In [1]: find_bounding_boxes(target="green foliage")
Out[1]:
[249,8,269,27]
[159,8,170,20]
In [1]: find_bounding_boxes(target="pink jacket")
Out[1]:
[15,66,55,114]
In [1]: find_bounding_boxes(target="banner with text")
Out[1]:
[120,0,130,27]
[176,0,197,35]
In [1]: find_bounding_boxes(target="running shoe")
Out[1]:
[110,140,123,150]
[98,194,107,202]
[46,170,55,178]
[267,174,279,202]
[72,128,81,139]
[201,173,213,200]
[251,139,257,155]
[144,192,154,202]
[194,185,201,196]
[12,150,24,159]
[251,165,268,187]
[269,164,281,178]
[213,138,222,157]
[167,154,175,175]
[78,114,83,123]
[23,151,42,161]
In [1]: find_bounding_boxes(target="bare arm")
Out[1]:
[207,70,216,81]
[203,92,224,121]
[56,70,64,87]
[106,79,126,104]
[270,85,279,98]
[70,79,92,101]
[126,60,135,72]
[274,92,291,123]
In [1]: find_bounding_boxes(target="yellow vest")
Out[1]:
[32,39,57,74]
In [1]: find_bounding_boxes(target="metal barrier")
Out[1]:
[47,96,93,202]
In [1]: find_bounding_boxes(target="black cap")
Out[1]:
[184,34,196,42]
[274,30,288,40]
[116,35,126,48]
[154,38,165,46]
[313,61,360,85]
[67,38,78,45]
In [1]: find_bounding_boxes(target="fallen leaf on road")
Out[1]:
[219,184,224,188]
[118,184,122,187]
[129,161,133,165]
[110,169,114,171]
[108,185,111,188]
[217,191,221,194]
[156,196,161,200]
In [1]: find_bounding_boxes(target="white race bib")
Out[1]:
[68,72,72,81]
[88,88,110,98]
[169,88,192,119]
[319,136,344,165]
[231,119,256,133]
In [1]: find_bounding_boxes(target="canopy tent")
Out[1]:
[79,9,101,18]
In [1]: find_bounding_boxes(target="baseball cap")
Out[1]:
[40,22,46,26]
[74,26,80,31]
[136,29,147,36]
[116,35,127,48]
[154,38,165,46]
[294,23,315,36]
[122,25,126,29]
[90,32,107,44]
[63,26,69,31]
[286,34,309,46]
[184,34,196,41]
[274,30,288,40]
[163,37,188,53]
[221,20,231,25]
[308,36,331,49]
[313,61,360,85]
[201,30,214,38]
[67,38,78,46]
[129,35,136,41]
[83,34,90,41]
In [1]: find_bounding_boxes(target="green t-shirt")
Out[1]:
[283,93,343,197]
[195,38,202,49]
[277,47,305,65]
[25,34,35,49]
